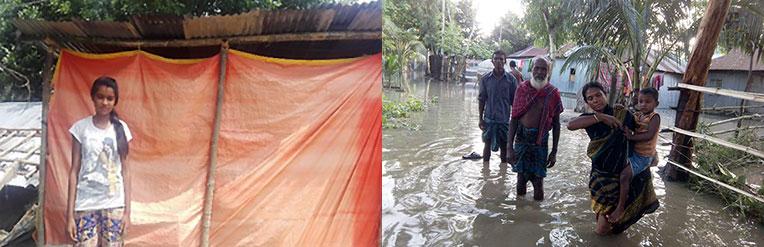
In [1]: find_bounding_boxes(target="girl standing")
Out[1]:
[66,76,133,246]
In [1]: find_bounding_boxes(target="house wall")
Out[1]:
[653,72,681,109]
[743,72,764,114]
[654,71,764,114]
[547,58,689,111]
[549,59,592,95]
[697,71,764,114]
[704,71,747,108]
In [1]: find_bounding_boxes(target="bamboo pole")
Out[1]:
[21,142,41,161]
[0,132,16,146]
[666,160,764,204]
[34,31,381,48]
[200,44,228,247]
[676,83,764,103]
[710,125,764,135]
[37,42,55,247]
[667,0,731,181]
[702,105,764,111]
[668,126,764,159]
[707,114,763,127]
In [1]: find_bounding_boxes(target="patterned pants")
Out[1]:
[74,207,124,247]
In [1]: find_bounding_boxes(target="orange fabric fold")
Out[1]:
[45,49,381,246]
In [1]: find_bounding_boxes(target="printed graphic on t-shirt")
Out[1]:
[81,137,119,198]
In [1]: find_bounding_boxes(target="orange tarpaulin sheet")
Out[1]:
[45,49,381,246]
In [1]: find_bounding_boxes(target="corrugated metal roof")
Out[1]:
[554,43,576,58]
[559,45,686,74]
[508,46,549,59]
[13,2,380,42]
[709,49,764,72]
[645,49,686,74]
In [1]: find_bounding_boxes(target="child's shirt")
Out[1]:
[69,115,133,211]
[632,111,658,157]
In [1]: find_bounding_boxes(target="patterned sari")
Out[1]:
[583,105,659,234]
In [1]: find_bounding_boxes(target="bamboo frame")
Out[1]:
[677,82,764,103]
[0,130,41,141]
[668,127,764,159]
[666,160,764,204]
[200,44,228,247]
[0,131,37,158]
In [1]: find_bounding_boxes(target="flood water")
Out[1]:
[382,78,764,246]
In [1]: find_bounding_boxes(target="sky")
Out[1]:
[475,0,525,37]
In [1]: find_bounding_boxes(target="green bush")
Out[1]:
[691,124,764,223]
[382,95,426,129]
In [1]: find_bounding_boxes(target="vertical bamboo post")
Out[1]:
[667,0,731,181]
[37,40,55,247]
[201,43,228,247]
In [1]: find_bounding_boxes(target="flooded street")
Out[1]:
[382,78,764,246]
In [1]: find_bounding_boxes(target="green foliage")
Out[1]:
[467,39,492,59]
[719,1,764,61]
[489,11,532,54]
[691,124,764,223]
[384,0,480,57]
[522,0,573,56]
[383,14,426,88]
[438,19,467,55]
[454,0,477,38]
[382,95,428,129]
[384,0,443,53]
[559,0,688,105]
[0,0,340,101]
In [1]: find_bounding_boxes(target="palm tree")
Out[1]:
[383,15,428,91]
[561,0,688,105]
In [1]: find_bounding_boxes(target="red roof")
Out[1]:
[508,46,548,59]
[709,49,764,72]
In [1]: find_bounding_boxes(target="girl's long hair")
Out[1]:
[90,76,129,160]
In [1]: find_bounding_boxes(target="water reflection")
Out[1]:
[382,78,764,246]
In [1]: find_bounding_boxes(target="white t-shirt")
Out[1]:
[69,115,133,211]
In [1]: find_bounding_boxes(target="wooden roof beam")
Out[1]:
[24,31,380,48]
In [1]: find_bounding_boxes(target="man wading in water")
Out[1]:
[507,57,563,201]
[478,50,518,166]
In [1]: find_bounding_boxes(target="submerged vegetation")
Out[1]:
[382,95,439,129]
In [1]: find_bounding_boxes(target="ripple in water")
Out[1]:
[383,79,764,246]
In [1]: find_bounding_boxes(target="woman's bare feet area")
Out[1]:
[607,207,625,224]
[595,213,613,235]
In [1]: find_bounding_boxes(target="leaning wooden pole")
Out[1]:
[201,44,228,246]
[37,40,55,247]
[666,0,731,181]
